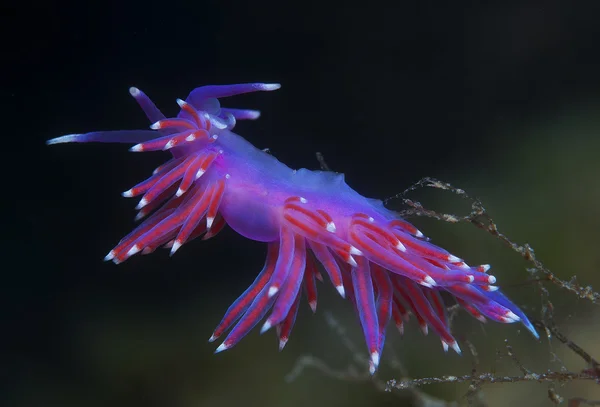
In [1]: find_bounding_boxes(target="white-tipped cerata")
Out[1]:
[423,275,437,287]
[260,320,272,334]
[506,311,521,322]
[268,286,279,298]
[369,351,380,375]
[135,197,148,210]
[46,134,82,145]
[262,83,282,91]
[347,255,358,268]
[122,189,134,198]
[326,222,336,233]
[488,275,497,284]
[395,241,407,252]
[349,246,362,256]
[104,250,115,261]
[335,285,346,298]
[208,334,217,343]
[447,254,462,263]
[126,245,140,258]
[214,343,229,354]
[170,240,182,256]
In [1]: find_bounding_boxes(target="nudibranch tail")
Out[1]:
[48,81,538,376]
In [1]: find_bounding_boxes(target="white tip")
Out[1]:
[423,276,437,287]
[326,222,336,233]
[476,315,487,323]
[451,341,462,354]
[368,217,375,223]
[126,245,140,257]
[370,351,380,369]
[195,169,205,179]
[336,285,346,298]
[420,323,429,336]
[448,254,462,262]
[185,134,196,142]
[260,320,273,334]
[46,134,82,145]
[211,118,228,129]
[268,286,279,297]
[208,334,217,343]
[415,230,424,238]
[506,311,521,322]
[122,189,134,198]
[130,144,143,152]
[214,343,229,354]
[134,211,146,221]
[279,337,288,351]
[263,83,281,91]
[459,262,470,269]
[212,134,219,140]
[396,322,404,335]
[206,216,214,230]
[309,301,317,313]
[488,275,497,284]
[170,240,182,256]
[175,188,185,197]
[176,98,186,107]
[442,341,449,352]
[129,87,141,97]
[104,250,115,261]
[150,121,161,130]
[480,264,491,272]
[487,285,499,292]
[299,197,307,203]
[395,241,407,252]
[347,255,358,268]
[135,198,148,209]
[467,275,474,283]
[164,139,175,150]
[349,246,362,256]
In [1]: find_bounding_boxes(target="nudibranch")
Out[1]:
[47,82,538,374]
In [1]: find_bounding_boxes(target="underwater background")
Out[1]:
[6,1,600,406]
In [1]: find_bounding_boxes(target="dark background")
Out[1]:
[5,1,600,406]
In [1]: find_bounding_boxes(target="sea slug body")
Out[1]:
[47,82,538,374]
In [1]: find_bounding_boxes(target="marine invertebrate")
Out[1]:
[47,82,538,374]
